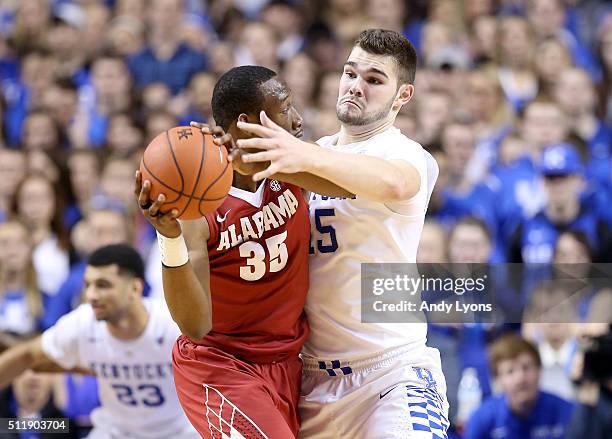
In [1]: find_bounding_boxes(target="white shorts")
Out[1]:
[299,345,449,439]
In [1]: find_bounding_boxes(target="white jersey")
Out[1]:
[305,127,438,361]
[41,299,198,439]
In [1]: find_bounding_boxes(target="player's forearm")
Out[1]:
[0,343,35,389]
[273,172,354,198]
[162,263,212,339]
[306,148,419,202]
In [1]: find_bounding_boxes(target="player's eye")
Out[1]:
[368,78,381,84]
[344,71,356,78]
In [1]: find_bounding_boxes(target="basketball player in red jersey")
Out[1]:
[135,66,352,438]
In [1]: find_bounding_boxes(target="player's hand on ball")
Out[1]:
[236,111,317,181]
[190,121,266,176]
[134,170,182,238]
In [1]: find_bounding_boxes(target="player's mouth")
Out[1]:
[341,99,361,109]
[295,129,304,138]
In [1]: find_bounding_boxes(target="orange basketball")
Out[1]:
[139,126,233,219]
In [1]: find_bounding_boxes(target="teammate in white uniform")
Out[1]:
[0,244,198,439]
[235,29,448,438]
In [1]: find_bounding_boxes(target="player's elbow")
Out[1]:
[181,321,212,340]
[383,175,420,202]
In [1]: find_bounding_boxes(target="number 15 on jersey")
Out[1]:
[309,208,338,254]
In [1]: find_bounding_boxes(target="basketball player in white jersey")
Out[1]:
[0,244,198,439]
[235,29,448,438]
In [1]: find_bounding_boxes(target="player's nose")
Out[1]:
[349,77,364,97]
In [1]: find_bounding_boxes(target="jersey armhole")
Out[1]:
[203,213,218,246]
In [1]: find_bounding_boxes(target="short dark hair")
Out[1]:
[354,29,418,85]
[88,244,145,281]
[212,66,278,131]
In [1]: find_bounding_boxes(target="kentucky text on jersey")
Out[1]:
[89,362,173,380]
[216,188,300,251]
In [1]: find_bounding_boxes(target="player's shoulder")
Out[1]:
[51,303,101,337]
[316,132,340,148]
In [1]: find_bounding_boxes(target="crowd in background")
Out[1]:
[0,0,611,437]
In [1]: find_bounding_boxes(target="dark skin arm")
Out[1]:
[191,122,355,198]
[135,171,213,340]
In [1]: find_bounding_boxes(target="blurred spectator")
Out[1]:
[534,37,574,96]
[66,149,101,225]
[0,148,26,222]
[554,67,612,187]
[126,0,206,94]
[106,112,144,158]
[179,72,216,125]
[509,143,612,263]
[496,15,538,113]
[42,79,79,143]
[21,110,62,151]
[596,25,612,123]
[465,333,574,439]
[3,50,57,146]
[46,14,86,85]
[7,0,51,56]
[435,120,499,248]
[81,3,111,60]
[522,281,578,401]
[42,208,129,329]
[1,371,78,438]
[105,15,145,58]
[526,0,599,78]
[74,53,133,148]
[145,110,178,143]
[236,22,280,72]
[261,1,305,61]
[553,230,612,325]
[469,15,498,65]
[0,219,42,349]
[12,174,69,297]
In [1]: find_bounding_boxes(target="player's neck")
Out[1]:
[232,172,261,193]
[106,301,149,340]
[337,115,395,146]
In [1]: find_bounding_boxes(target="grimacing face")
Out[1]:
[337,46,412,127]
[261,78,303,138]
[83,264,139,322]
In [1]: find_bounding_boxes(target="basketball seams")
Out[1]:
[177,129,207,218]
[198,151,232,215]
[166,129,186,197]
[141,157,184,202]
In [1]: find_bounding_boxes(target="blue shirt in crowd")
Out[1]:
[465,391,574,439]
[127,43,207,94]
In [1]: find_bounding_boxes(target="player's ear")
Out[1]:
[393,84,414,111]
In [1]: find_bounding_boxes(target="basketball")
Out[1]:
[139,126,233,219]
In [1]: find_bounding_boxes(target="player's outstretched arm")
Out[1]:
[0,336,50,389]
[191,121,355,198]
[237,112,420,203]
[135,171,213,339]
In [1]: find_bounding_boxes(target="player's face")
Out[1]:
[83,264,135,321]
[337,47,410,127]
[261,79,304,138]
[496,352,540,411]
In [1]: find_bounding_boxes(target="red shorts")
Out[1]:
[172,335,302,439]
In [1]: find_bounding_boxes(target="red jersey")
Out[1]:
[199,179,310,363]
